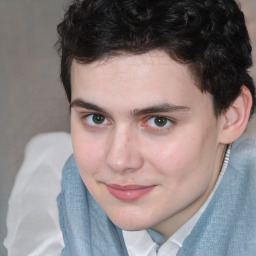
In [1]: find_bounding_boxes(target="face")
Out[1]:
[70,51,226,239]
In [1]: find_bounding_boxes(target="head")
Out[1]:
[57,0,255,239]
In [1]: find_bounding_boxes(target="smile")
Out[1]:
[106,184,156,201]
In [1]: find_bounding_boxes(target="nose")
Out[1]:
[105,128,143,173]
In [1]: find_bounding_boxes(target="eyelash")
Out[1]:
[80,113,175,131]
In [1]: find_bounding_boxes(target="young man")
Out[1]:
[56,0,256,255]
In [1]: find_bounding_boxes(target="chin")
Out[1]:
[107,211,155,231]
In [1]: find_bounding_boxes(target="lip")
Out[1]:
[106,184,156,202]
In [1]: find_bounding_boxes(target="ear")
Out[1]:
[218,85,252,144]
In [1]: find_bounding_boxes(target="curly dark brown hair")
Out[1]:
[56,0,255,116]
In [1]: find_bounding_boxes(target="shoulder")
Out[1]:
[229,119,256,171]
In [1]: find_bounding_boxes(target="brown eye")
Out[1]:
[146,116,172,129]
[154,116,168,127]
[92,114,106,124]
[85,113,108,126]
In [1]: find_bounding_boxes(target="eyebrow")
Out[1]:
[71,99,106,113]
[132,103,190,116]
[70,99,191,116]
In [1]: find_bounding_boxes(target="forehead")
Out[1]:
[71,50,197,82]
[70,51,213,113]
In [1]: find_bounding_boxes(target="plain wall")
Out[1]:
[0,1,70,255]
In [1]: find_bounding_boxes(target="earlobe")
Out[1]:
[219,85,252,144]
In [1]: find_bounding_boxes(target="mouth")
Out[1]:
[106,184,156,202]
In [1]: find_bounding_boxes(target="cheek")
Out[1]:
[147,128,217,180]
[71,128,106,175]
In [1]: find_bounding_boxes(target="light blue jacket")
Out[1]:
[58,133,256,255]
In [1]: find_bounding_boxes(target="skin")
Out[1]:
[70,50,228,240]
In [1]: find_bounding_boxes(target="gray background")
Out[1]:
[0,0,255,255]
[0,1,70,255]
